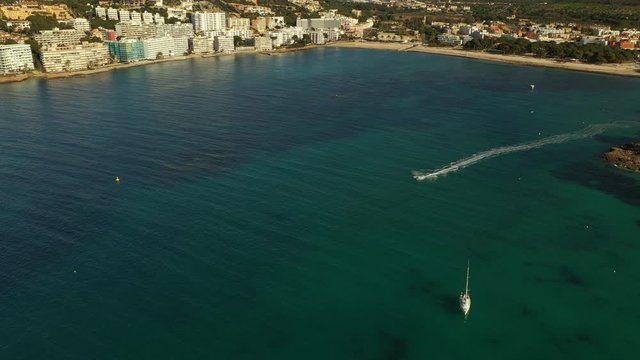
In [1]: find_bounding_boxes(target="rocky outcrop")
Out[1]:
[603,143,640,172]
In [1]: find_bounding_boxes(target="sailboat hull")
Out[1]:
[460,293,471,316]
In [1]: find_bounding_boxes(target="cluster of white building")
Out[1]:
[95,6,167,25]
[33,28,112,72]
[104,9,352,60]
[430,20,640,49]
[0,6,360,75]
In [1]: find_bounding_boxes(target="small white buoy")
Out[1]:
[530,84,535,91]
[538,132,541,136]
[73,270,77,273]
[530,110,535,114]
[613,269,616,273]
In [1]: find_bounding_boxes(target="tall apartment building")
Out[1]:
[0,44,34,74]
[72,18,90,32]
[193,12,226,32]
[296,18,341,30]
[34,29,84,46]
[142,11,154,24]
[154,13,165,25]
[214,36,234,52]
[268,27,304,47]
[118,9,130,22]
[41,43,110,72]
[157,23,194,38]
[189,36,213,54]
[115,22,158,39]
[106,39,144,62]
[141,37,188,59]
[227,17,250,31]
[310,30,326,44]
[107,8,119,21]
[95,6,107,19]
[130,11,142,23]
[254,36,272,51]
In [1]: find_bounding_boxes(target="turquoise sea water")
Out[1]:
[1,48,639,359]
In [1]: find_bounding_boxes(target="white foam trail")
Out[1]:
[413,122,637,181]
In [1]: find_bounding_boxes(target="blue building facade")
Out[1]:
[106,40,144,62]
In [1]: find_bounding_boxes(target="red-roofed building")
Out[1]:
[619,41,635,49]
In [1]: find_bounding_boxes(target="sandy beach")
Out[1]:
[0,72,32,84]
[330,41,640,78]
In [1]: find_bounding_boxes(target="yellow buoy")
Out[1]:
[115,176,120,184]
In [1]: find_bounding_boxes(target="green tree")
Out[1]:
[528,41,548,57]
[26,15,59,33]
[24,38,43,70]
[90,17,117,30]
[165,17,185,25]
[284,13,297,27]
[80,35,103,43]
[423,27,440,43]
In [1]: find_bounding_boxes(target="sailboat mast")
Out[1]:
[465,260,470,295]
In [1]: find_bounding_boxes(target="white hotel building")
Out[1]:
[72,18,91,32]
[141,37,189,59]
[107,8,119,21]
[41,43,110,72]
[193,12,226,32]
[214,36,235,52]
[0,44,34,74]
[142,11,154,24]
[227,17,250,31]
[118,10,131,22]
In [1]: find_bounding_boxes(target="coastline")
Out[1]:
[2,41,639,85]
[0,52,241,84]
[0,45,323,85]
[329,41,640,78]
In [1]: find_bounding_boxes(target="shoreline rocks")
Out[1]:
[602,143,640,172]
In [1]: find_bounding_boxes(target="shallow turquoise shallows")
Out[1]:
[1,48,639,359]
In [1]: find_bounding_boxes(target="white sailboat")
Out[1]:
[460,260,471,318]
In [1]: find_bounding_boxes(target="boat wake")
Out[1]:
[412,122,638,181]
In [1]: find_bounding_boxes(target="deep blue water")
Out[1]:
[1,48,639,359]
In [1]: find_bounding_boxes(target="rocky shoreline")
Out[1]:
[603,143,640,172]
